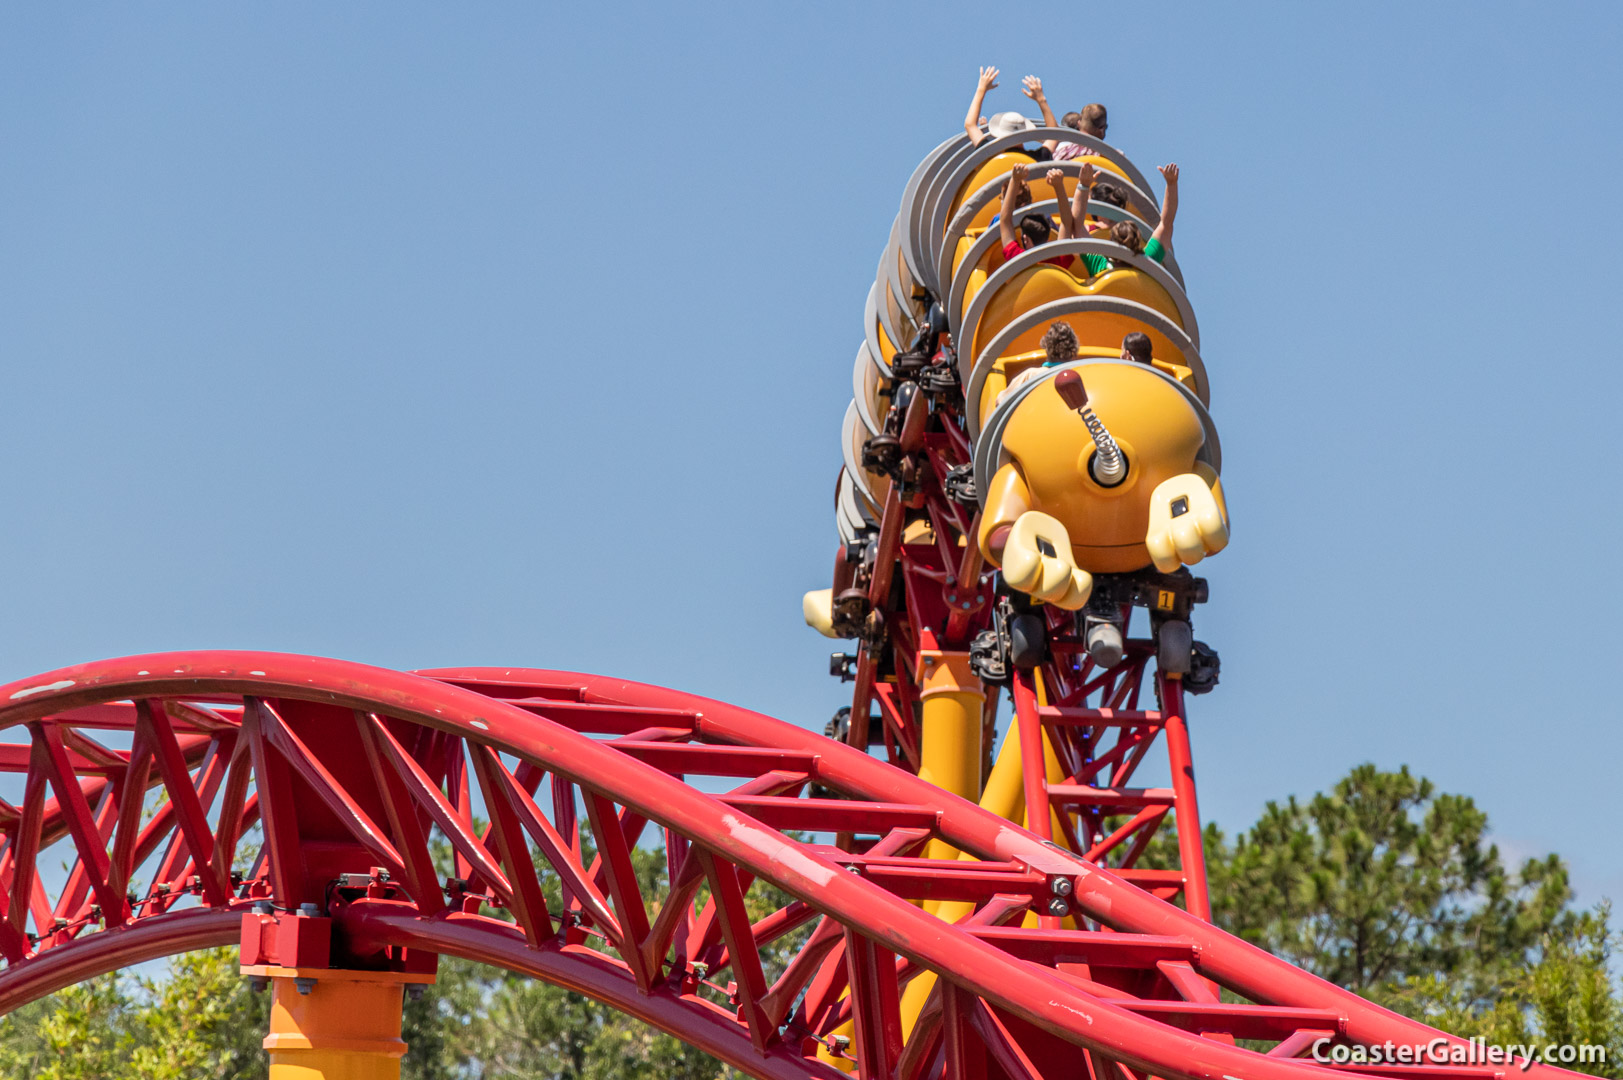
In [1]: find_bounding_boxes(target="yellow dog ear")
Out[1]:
[1145,474,1229,574]
[802,589,838,639]
[976,463,1035,565]
[1003,512,1093,611]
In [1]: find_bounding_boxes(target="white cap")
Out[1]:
[986,112,1036,139]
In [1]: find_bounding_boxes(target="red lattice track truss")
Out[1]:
[843,491,1214,920]
[1016,626,1213,919]
[0,653,1580,1080]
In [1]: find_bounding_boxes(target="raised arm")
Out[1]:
[1069,162,1098,233]
[1151,163,1179,248]
[965,66,1000,146]
[999,165,1027,250]
[1048,169,1076,239]
[1022,76,1059,151]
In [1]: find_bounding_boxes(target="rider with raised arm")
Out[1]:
[998,165,1073,269]
[1148,163,1178,249]
[963,66,998,145]
[963,67,1059,156]
[1065,162,1181,275]
[1020,76,1061,153]
[1056,161,1129,235]
[1050,167,1080,240]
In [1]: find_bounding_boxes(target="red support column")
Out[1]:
[1010,673,1051,843]
[1158,675,1210,922]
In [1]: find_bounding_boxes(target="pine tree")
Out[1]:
[1144,763,1621,1076]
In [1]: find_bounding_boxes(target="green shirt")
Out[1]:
[1078,235,1166,276]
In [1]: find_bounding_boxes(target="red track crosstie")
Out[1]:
[0,652,1582,1080]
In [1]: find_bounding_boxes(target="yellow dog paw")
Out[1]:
[1145,474,1229,573]
[1002,512,1093,610]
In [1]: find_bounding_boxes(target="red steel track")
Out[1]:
[0,652,1579,1080]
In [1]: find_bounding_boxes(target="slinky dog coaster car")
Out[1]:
[806,123,1227,694]
[974,359,1227,610]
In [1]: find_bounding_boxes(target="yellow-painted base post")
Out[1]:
[816,650,984,1072]
[899,682,1074,1041]
[916,650,984,863]
[244,966,434,1080]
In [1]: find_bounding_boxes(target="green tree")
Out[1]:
[129,947,270,1080]
[1388,906,1623,1078]
[1525,905,1623,1066]
[1208,764,1572,1001]
[1142,762,1621,1075]
[0,949,269,1080]
[0,973,135,1080]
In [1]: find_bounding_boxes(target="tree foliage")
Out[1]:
[1144,762,1621,1075]
[0,949,269,1080]
[1383,904,1623,1078]
[1212,764,1571,995]
[0,973,136,1080]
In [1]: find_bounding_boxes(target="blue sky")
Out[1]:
[3,3,1619,909]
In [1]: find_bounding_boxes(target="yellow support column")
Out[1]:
[818,650,984,1072]
[246,965,434,1080]
[899,681,1072,1039]
[915,650,984,862]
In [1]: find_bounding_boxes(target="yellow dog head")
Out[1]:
[978,359,1226,581]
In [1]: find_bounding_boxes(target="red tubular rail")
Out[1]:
[0,653,1584,1080]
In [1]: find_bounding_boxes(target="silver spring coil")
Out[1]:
[1079,406,1126,484]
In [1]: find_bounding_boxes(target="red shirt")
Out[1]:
[1003,240,1075,270]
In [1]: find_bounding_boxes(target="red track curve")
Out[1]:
[0,653,1579,1080]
